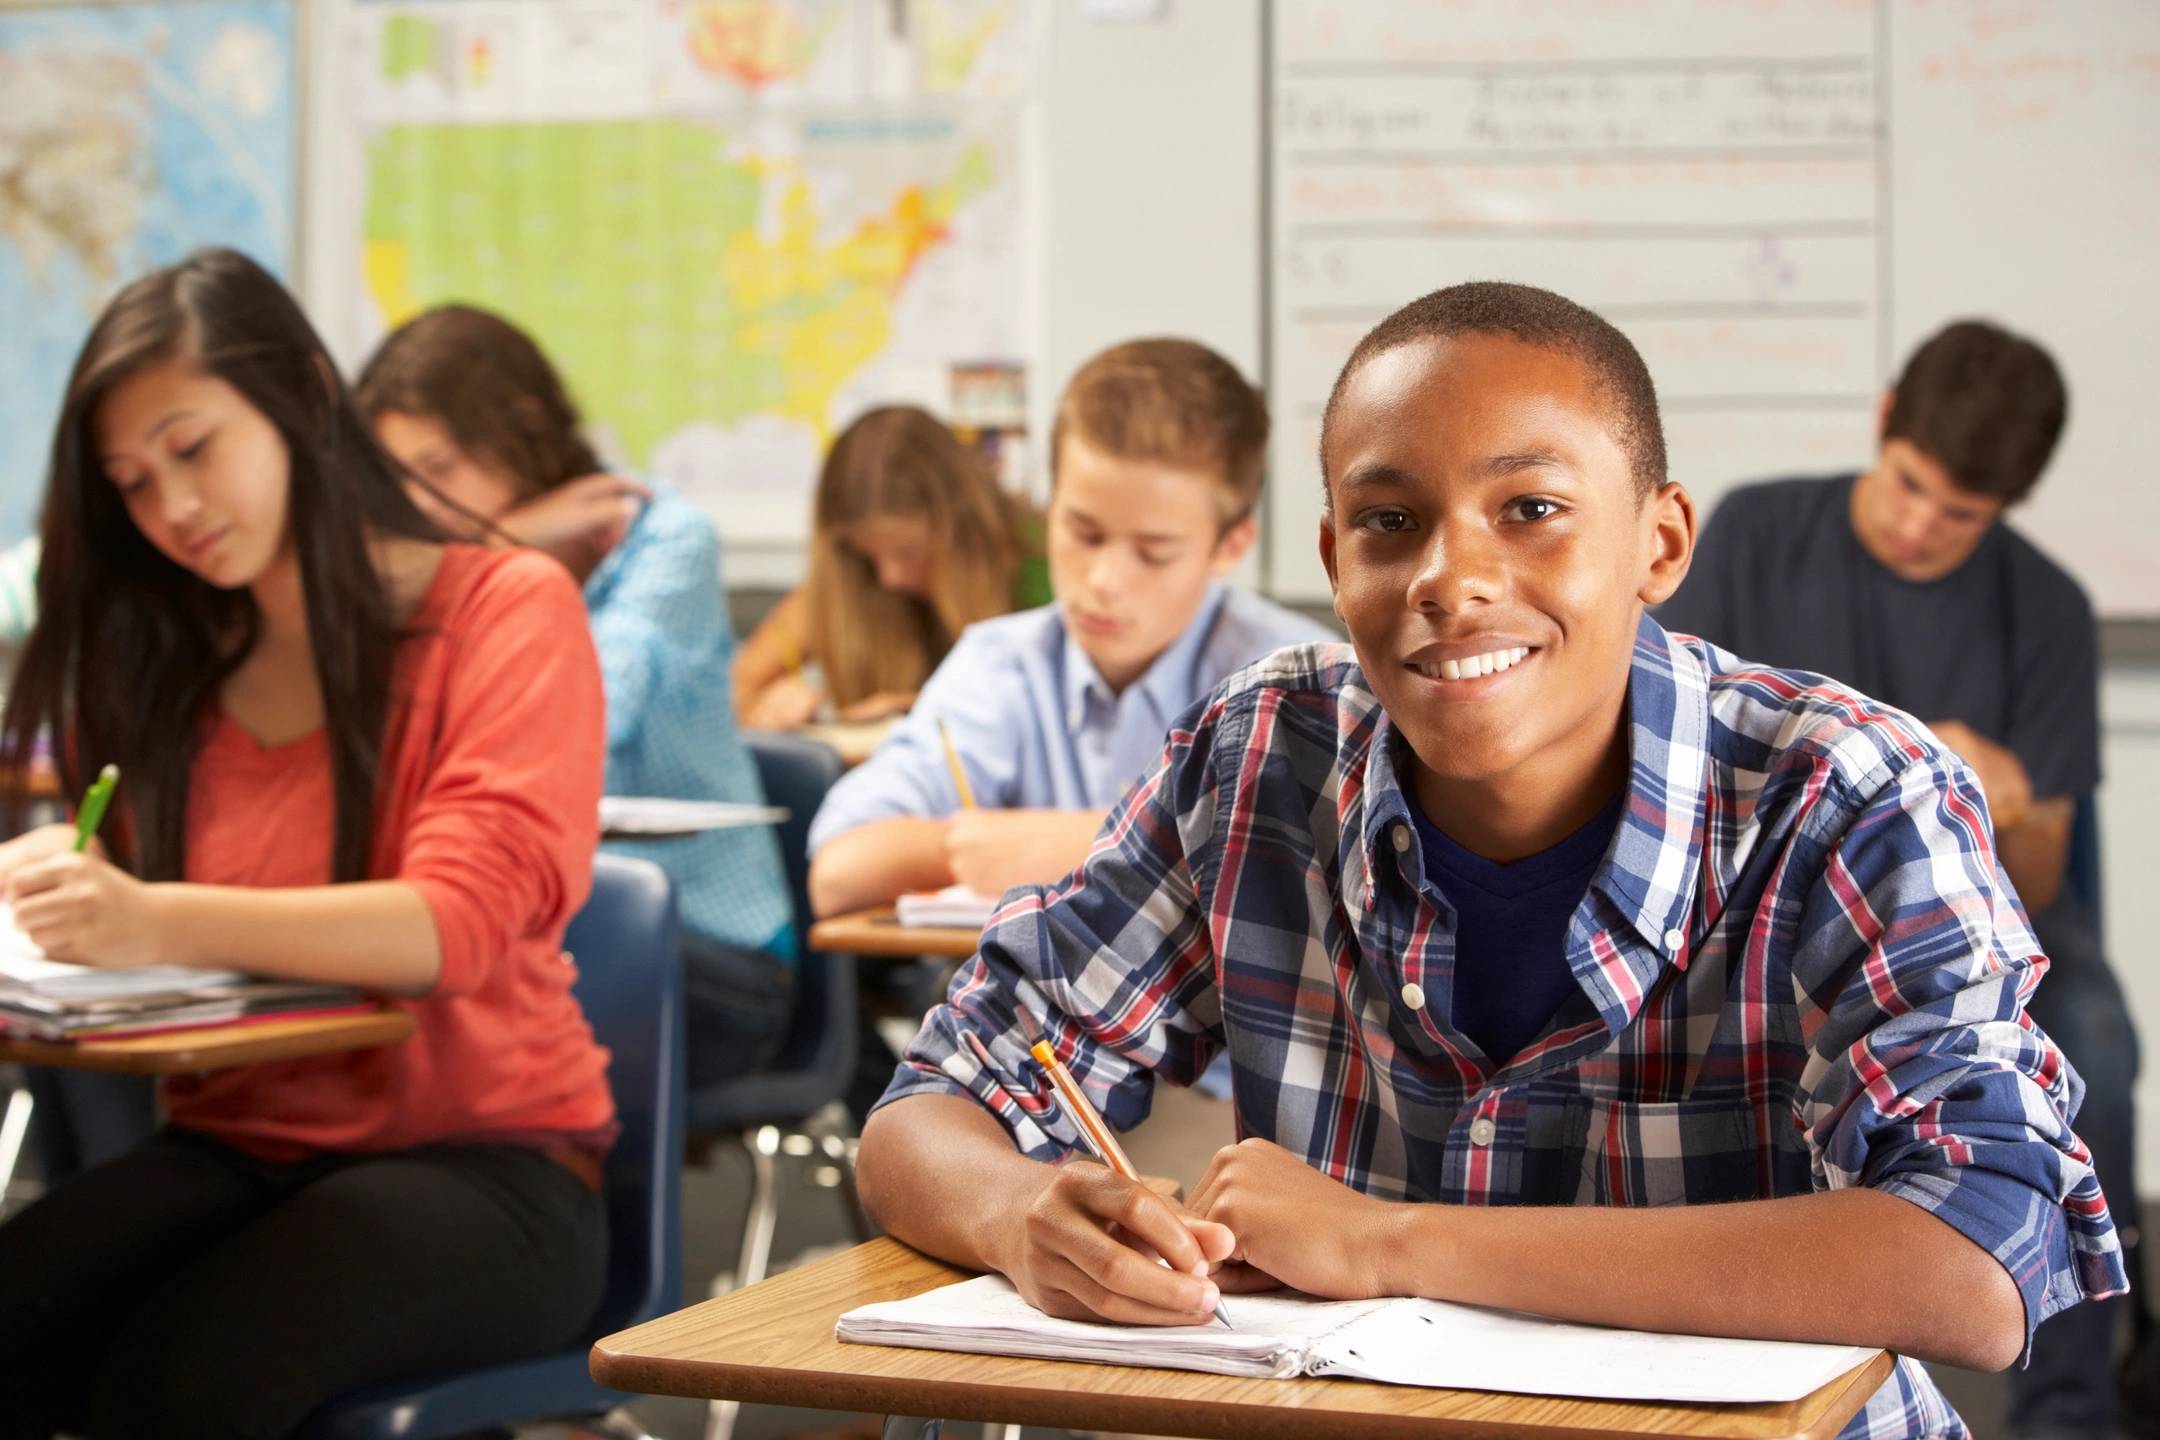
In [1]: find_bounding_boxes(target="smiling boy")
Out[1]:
[856,284,2126,1438]
[805,338,1329,918]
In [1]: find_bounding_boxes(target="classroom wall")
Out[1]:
[291,1,2160,1195]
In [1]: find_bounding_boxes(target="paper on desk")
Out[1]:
[837,1272,1876,1404]
[838,1272,1389,1378]
[0,904,245,998]
[599,797,787,836]
[1312,1295,1876,1404]
[894,883,998,929]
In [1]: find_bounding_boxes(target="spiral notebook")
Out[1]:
[836,1273,1877,1405]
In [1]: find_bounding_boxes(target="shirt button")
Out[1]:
[1663,928,1685,951]
[1392,823,1411,853]
[1469,1117,1497,1146]
[1400,981,1426,1010]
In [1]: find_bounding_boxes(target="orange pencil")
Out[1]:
[937,718,977,809]
[1030,1039,1232,1329]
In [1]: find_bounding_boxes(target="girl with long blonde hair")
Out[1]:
[736,406,1047,728]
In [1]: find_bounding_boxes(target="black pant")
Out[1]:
[0,1128,607,1440]
[682,931,794,1091]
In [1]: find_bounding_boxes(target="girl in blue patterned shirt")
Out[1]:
[360,306,795,1086]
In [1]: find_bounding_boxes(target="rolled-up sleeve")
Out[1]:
[400,554,606,997]
[876,696,1233,1158]
[1791,749,2129,1354]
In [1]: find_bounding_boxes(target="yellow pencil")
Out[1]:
[1030,1039,1232,1329]
[936,718,977,809]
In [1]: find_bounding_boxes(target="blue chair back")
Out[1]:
[302,853,684,1438]
[690,735,855,1130]
[566,852,687,1333]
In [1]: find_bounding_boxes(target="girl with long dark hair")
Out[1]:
[0,249,614,1437]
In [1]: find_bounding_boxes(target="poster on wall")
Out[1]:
[0,0,298,546]
[346,0,1037,548]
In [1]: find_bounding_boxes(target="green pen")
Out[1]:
[73,764,120,853]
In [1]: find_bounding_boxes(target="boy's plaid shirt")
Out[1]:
[881,617,2128,1438]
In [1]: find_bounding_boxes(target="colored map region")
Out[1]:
[364,119,996,461]
[0,1,293,544]
[353,0,1031,544]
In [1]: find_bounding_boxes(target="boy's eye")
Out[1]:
[1503,496,1564,523]
[1137,546,1179,568]
[1354,507,1415,534]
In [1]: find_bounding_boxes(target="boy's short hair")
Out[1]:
[1320,281,1668,500]
[1884,320,2066,505]
[1051,339,1269,522]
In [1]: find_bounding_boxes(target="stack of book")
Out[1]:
[0,917,363,1042]
[895,883,999,930]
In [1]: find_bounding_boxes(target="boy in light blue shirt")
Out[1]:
[808,339,1330,916]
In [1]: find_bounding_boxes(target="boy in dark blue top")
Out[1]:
[1661,319,2143,1440]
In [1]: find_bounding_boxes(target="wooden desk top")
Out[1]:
[752,718,898,769]
[592,1238,1893,1439]
[808,907,980,960]
[0,1007,415,1075]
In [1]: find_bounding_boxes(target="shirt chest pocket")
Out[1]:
[1569,1096,1766,1209]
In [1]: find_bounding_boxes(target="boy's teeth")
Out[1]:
[1423,646,1529,681]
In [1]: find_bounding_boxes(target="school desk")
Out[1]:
[590,1236,1895,1439]
[0,1007,415,1075]
[757,717,898,769]
[808,907,980,960]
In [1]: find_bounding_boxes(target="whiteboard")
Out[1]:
[1264,0,2160,617]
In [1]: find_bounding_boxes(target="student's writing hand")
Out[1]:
[4,849,168,967]
[1927,720,2033,830]
[946,808,1108,896]
[499,473,652,564]
[744,675,824,730]
[0,822,99,891]
[1188,1138,1404,1301]
[836,689,916,723]
[992,1159,1236,1326]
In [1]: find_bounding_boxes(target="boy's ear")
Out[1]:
[1637,481,1696,607]
[1208,512,1259,577]
[1318,511,1340,597]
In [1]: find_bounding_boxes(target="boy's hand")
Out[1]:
[991,1159,1236,1326]
[1927,720,2033,830]
[1188,1139,1403,1300]
[946,808,1107,896]
[5,850,169,967]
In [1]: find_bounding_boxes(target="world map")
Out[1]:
[0,1,294,545]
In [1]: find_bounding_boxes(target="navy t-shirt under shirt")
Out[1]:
[1406,785,1627,1067]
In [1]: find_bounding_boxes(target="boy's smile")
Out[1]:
[1319,332,1693,860]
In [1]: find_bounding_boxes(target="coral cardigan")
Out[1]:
[164,545,616,1160]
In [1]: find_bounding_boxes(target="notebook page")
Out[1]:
[1311,1298,1877,1404]
[0,904,246,997]
[837,1273,1396,1379]
[894,884,999,929]
[598,797,786,835]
